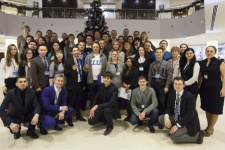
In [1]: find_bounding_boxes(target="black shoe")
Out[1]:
[14,132,21,139]
[197,130,204,144]
[124,117,130,122]
[54,125,63,131]
[148,124,155,133]
[26,131,39,139]
[67,120,74,127]
[81,107,86,111]
[158,123,164,129]
[40,127,48,135]
[76,116,86,121]
[59,121,65,124]
[104,127,113,136]
[138,121,144,126]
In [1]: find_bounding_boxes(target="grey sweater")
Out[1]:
[83,52,108,84]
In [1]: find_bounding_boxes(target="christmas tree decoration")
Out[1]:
[83,0,109,37]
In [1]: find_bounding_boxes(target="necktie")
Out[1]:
[174,93,180,122]
[44,57,48,70]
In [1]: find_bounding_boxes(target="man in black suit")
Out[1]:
[158,77,204,144]
[88,72,119,136]
[64,47,86,121]
[0,77,40,139]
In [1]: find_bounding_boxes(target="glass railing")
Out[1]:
[0,0,204,20]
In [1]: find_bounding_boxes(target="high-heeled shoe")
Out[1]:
[204,129,213,137]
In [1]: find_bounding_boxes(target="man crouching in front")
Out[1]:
[88,71,119,136]
[0,77,40,139]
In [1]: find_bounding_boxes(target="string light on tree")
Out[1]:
[83,0,109,36]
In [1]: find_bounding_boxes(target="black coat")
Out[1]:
[64,57,85,90]
[0,88,40,126]
[135,57,153,79]
[122,67,139,89]
[93,83,120,119]
[165,90,200,136]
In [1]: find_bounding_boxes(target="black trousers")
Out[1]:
[8,111,36,134]
[35,85,48,102]
[88,81,99,107]
[4,78,17,96]
[67,83,82,117]
[151,79,167,115]
[88,108,114,128]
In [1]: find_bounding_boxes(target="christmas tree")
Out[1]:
[83,0,109,36]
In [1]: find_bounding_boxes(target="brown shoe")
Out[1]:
[104,127,113,136]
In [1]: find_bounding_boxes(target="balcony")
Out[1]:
[0,0,204,20]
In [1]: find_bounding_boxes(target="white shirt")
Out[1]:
[175,90,184,115]
[183,62,200,86]
[73,56,82,82]
[138,56,145,63]
[0,58,19,87]
[86,45,92,49]
[165,90,184,127]
[54,85,63,111]
[91,54,102,80]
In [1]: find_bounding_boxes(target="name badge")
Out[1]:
[139,67,144,71]
[44,71,50,76]
[155,74,160,78]
[174,109,178,114]
[116,72,120,76]
[204,74,208,79]
[13,72,18,75]
[141,105,145,108]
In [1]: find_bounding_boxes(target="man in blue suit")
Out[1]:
[39,74,74,135]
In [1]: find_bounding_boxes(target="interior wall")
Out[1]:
[0,9,205,39]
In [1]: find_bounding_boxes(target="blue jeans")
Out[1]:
[130,108,159,125]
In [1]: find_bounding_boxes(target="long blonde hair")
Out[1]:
[6,44,19,67]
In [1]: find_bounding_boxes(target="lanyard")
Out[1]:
[114,63,118,72]
[11,60,16,71]
[75,59,83,80]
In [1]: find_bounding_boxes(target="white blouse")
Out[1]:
[183,62,200,86]
[0,58,19,86]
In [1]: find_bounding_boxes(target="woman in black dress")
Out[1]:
[122,58,138,121]
[134,46,153,79]
[199,46,225,136]
[179,48,200,99]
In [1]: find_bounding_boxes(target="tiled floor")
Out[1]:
[0,90,225,150]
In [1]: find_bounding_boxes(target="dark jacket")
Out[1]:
[93,83,120,119]
[0,88,40,126]
[31,56,51,89]
[165,90,200,136]
[122,67,139,89]
[64,57,85,90]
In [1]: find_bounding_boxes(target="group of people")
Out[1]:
[0,26,224,145]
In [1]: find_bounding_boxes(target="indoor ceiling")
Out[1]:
[165,0,225,46]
